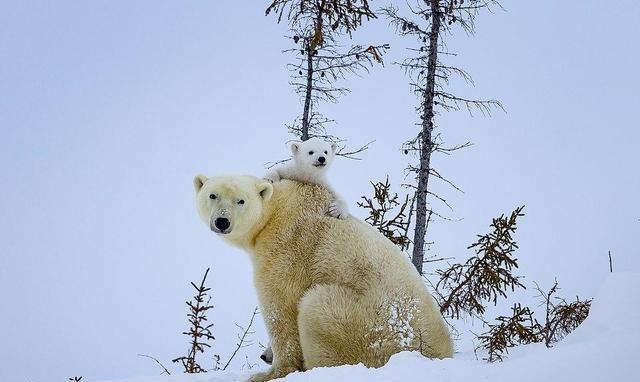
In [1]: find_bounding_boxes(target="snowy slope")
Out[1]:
[97,273,639,382]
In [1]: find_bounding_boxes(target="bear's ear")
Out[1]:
[330,143,338,154]
[193,174,208,193]
[256,181,273,201]
[290,142,300,155]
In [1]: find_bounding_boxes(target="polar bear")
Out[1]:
[264,137,349,219]
[193,175,453,382]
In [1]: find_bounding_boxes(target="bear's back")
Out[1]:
[260,181,424,294]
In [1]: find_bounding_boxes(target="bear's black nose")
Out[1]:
[215,217,230,231]
[318,156,326,163]
[260,354,267,361]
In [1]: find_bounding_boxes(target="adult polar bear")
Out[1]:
[194,174,453,381]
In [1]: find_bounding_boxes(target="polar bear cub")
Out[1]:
[264,137,349,219]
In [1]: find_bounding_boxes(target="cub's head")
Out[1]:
[193,175,273,242]
[290,137,338,174]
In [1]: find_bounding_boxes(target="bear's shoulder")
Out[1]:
[252,180,332,254]
[270,180,331,214]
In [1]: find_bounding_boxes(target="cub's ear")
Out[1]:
[330,143,338,154]
[193,174,208,193]
[257,181,273,201]
[290,142,300,155]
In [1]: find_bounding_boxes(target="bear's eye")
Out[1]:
[237,199,245,205]
[308,151,314,155]
[324,150,328,154]
[209,194,217,200]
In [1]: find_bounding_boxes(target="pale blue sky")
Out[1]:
[1,1,639,381]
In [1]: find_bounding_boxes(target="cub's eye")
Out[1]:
[308,151,314,155]
[238,199,245,205]
[324,150,328,154]
[209,194,217,200]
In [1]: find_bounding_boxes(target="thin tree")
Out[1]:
[172,268,216,373]
[266,0,387,149]
[475,280,592,362]
[475,303,541,362]
[435,205,526,320]
[533,280,592,348]
[383,0,503,275]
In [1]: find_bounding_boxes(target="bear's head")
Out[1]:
[193,175,273,243]
[291,137,338,175]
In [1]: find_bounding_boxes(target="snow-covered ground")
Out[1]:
[96,273,638,382]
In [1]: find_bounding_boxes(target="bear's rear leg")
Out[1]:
[297,284,400,370]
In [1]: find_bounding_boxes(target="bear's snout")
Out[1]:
[213,217,231,233]
[313,156,327,167]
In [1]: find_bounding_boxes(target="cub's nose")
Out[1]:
[318,156,326,163]
[214,217,230,231]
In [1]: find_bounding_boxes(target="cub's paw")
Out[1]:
[328,201,349,220]
[262,174,280,184]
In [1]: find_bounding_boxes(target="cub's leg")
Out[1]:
[324,185,349,219]
[327,196,349,219]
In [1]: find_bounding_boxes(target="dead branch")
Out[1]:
[172,268,216,373]
[534,280,592,347]
[138,354,171,375]
[222,306,260,371]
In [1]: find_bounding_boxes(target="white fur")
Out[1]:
[193,175,453,382]
[264,137,349,219]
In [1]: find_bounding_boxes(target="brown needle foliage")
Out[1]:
[358,177,412,251]
[476,280,592,362]
[358,184,592,362]
[266,0,376,41]
[436,206,526,320]
[475,303,541,362]
[535,280,592,347]
[265,0,386,156]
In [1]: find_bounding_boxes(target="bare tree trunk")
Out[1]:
[411,0,441,275]
[301,41,314,141]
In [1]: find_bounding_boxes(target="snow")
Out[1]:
[96,273,638,382]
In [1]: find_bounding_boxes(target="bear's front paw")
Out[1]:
[246,366,298,382]
[328,201,349,220]
[246,370,270,382]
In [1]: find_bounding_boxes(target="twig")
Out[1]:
[337,140,375,160]
[138,354,171,375]
[264,157,291,170]
[222,307,259,371]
